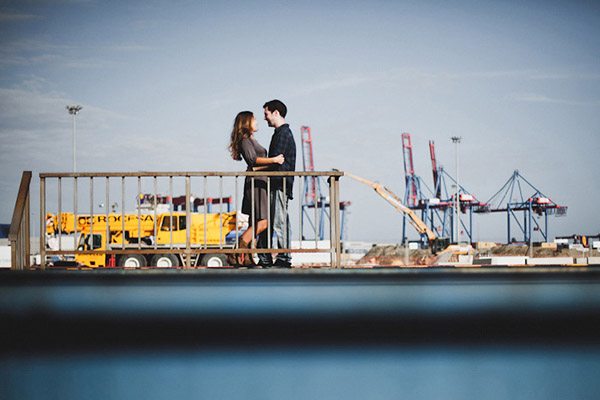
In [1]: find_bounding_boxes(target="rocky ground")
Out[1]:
[487,244,592,258]
[356,245,435,266]
[356,244,597,267]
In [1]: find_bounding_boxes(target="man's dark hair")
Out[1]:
[263,99,287,118]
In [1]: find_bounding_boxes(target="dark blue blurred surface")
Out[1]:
[2,268,600,399]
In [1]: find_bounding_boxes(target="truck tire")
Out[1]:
[150,254,180,268]
[200,253,227,267]
[118,254,147,268]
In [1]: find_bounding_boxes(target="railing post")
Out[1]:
[10,236,16,270]
[328,175,338,268]
[105,177,110,254]
[39,176,46,270]
[25,189,31,269]
[334,176,342,268]
[9,172,32,270]
[10,234,18,270]
[203,177,208,251]
[185,175,191,268]
[8,171,31,270]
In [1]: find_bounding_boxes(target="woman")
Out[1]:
[228,111,284,267]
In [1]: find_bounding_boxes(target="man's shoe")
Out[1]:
[273,260,292,269]
[257,256,273,269]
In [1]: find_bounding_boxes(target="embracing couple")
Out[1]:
[228,99,296,269]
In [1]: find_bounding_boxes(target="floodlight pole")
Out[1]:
[451,136,462,244]
[66,105,82,173]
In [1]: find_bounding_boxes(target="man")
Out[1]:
[257,99,296,268]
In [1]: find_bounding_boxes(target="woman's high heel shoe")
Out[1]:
[226,252,238,267]
[239,239,257,267]
[226,239,256,268]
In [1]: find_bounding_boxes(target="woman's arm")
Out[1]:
[255,154,284,165]
[252,154,284,170]
[240,139,284,167]
[252,165,272,171]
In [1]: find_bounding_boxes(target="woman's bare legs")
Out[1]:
[238,219,268,266]
[240,219,268,245]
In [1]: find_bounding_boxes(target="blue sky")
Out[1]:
[1,0,599,242]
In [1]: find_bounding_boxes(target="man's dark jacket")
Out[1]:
[268,123,296,199]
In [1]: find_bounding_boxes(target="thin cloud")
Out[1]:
[0,84,143,217]
[0,86,131,136]
[527,72,600,81]
[105,44,154,52]
[0,11,41,22]
[0,51,118,69]
[290,69,600,99]
[0,39,73,67]
[0,39,74,53]
[508,92,600,106]
[387,68,600,82]
[0,39,124,68]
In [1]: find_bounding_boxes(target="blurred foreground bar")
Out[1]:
[2,267,600,399]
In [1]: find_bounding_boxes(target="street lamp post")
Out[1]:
[451,136,462,244]
[66,105,82,173]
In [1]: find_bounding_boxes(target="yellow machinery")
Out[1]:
[345,172,448,253]
[46,211,238,267]
[47,213,155,244]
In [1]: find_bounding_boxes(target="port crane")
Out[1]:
[300,126,350,240]
[400,133,484,243]
[345,172,448,253]
[477,170,567,243]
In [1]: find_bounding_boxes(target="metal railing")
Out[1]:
[39,171,343,269]
[9,171,32,270]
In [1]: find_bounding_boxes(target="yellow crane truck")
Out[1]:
[46,211,238,267]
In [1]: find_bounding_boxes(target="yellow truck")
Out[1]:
[46,211,239,267]
[47,212,156,245]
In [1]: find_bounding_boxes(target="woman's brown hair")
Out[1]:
[229,111,254,160]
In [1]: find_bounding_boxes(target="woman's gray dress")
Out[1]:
[240,137,269,226]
